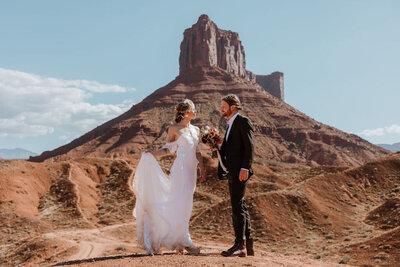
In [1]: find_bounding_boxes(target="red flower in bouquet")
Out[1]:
[201,126,222,158]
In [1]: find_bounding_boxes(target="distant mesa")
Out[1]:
[179,14,284,100]
[377,142,400,152]
[29,15,389,166]
[0,148,38,160]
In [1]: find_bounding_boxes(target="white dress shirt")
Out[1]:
[225,112,239,140]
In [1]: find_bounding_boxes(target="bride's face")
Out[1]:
[186,105,196,120]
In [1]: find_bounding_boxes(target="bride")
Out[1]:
[132,99,206,255]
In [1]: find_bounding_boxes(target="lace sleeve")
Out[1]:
[162,141,178,154]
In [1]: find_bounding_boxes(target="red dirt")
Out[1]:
[1,153,400,266]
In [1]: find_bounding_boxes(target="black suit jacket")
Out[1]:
[218,114,254,181]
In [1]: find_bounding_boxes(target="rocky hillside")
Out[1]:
[2,151,400,266]
[29,15,389,166]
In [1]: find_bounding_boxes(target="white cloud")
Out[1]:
[386,124,400,134]
[360,128,385,137]
[0,117,54,137]
[0,68,136,138]
[360,124,400,137]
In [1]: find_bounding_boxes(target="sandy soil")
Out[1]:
[1,153,400,266]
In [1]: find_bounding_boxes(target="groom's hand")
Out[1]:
[199,169,206,182]
[239,169,249,181]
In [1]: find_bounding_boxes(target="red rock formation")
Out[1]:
[29,67,389,166]
[256,72,284,100]
[179,14,283,100]
[179,14,250,81]
[29,15,388,166]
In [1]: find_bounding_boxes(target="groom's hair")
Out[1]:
[222,94,242,110]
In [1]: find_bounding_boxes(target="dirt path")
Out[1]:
[43,222,138,261]
[44,222,348,267]
[53,245,348,267]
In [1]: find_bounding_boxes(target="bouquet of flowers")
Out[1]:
[200,126,222,158]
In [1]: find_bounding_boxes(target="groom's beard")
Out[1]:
[222,109,232,118]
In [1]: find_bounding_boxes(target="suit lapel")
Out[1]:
[226,114,240,143]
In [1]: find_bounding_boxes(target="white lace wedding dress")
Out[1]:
[133,125,199,254]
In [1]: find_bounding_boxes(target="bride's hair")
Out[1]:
[175,99,194,123]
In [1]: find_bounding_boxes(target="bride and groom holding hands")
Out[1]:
[133,94,254,257]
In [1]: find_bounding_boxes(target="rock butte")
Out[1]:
[30,14,389,166]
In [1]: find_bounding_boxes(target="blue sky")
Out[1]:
[0,0,399,154]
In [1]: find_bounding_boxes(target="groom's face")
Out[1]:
[221,100,233,118]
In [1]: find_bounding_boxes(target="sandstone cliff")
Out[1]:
[179,14,283,100]
[30,15,388,166]
[180,15,250,80]
[256,72,284,100]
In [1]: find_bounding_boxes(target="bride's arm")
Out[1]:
[146,126,177,157]
[147,147,169,157]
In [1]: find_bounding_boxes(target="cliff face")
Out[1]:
[29,15,389,166]
[179,14,252,81]
[179,14,284,99]
[256,72,284,100]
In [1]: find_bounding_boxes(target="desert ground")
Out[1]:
[1,152,400,266]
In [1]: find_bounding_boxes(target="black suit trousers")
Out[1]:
[228,175,252,242]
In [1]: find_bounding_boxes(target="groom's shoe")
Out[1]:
[246,239,254,256]
[221,241,246,257]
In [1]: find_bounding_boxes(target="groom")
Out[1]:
[218,94,254,257]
